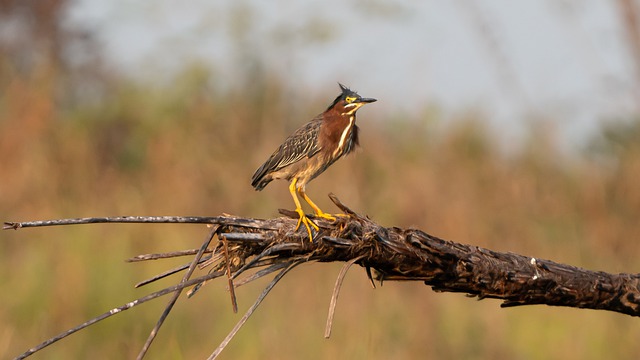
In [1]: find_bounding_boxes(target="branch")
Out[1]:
[190,194,640,317]
[5,194,640,359]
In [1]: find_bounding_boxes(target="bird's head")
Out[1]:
[326,83,377,116]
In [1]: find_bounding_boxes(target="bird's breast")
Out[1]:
[333,115,355,157]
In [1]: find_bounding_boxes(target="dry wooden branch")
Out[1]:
[5,194,640,359]
[211,194,640,317]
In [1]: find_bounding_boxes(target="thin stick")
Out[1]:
[3,215,281,231]
[15,270,226,359]
[324,256,364,338]
[126,249,208,262]
[191,258,287,293]
[230,242,302,280]
[328,193,356,215]
[222,235,238,313]
[234,262,290,287]
[365,266,376,289]
[136,226,219,360]
[3,216,227,229]
[134,255,213,288]
[207,261,301,360]
[188,250,227,298]
[220,233,265,241]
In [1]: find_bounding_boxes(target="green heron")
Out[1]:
[251,83,377,241]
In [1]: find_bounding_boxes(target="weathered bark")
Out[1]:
[5,196,640,317]
[208,196,640,317]
[6,195,640,359]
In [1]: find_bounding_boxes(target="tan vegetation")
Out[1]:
[2,2,640,359]
[2,63,640,359]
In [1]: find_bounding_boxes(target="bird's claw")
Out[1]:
[295,209,319,242]
[315,212,351,222]
[314,211,337,222]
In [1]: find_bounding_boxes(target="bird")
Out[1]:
[251,83,376,241]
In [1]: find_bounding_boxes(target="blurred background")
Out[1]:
[2,0,640,359]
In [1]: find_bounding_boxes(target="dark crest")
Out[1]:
[339,82,353,93]
[327,83,359,110]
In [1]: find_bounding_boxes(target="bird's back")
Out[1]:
[251,118,323,190]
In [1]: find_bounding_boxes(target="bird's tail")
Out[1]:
[251,177,272,191]
[251,166,272,191]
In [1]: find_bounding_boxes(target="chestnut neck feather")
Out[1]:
[320,108,359,157]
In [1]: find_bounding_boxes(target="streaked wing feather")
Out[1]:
[279,124,321,166]
[260,118,322,175]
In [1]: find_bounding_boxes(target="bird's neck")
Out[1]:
[323,110,355,125]
[321,110,358,157]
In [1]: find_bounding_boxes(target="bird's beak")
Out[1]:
[357,97,377,103]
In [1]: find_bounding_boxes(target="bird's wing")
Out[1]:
[251,118,322,183]
[274,118,322,168]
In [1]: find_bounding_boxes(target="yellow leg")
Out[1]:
[298,187,336,221]
[289,179,318,242]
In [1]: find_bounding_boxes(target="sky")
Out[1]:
[67,0,640,153]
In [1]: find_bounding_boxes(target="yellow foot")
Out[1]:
[314,211,336,221]
[314,212,351,222]
[294,208,319,242]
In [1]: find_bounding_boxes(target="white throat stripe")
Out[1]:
[336,116,354,155]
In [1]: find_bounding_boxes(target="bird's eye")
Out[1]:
[345,96,357,103]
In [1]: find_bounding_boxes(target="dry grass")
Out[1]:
[1,66,640,359]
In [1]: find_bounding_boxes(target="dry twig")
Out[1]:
[5,194,640,359]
